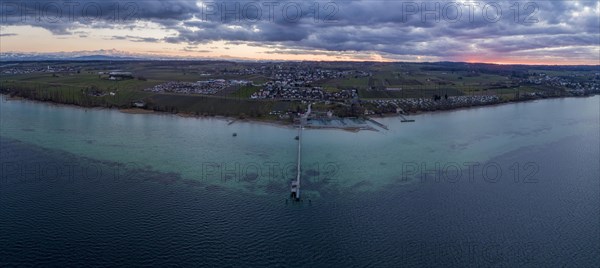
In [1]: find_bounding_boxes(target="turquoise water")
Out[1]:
[1,96,598,195]
[0,96,599,266]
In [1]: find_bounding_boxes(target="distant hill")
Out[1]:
[0,53,141,61]
[71,55,140,61]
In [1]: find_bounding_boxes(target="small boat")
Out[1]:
[232,133,237,137]
[294,136,299,140]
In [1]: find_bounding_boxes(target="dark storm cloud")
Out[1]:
[1,0,598,61]
[0,0,198,34]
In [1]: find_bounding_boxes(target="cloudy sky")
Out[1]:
[1,0,599,64]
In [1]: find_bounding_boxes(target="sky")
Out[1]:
[1,0,599,64]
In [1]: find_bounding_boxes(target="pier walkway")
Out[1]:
[291,104,311,201]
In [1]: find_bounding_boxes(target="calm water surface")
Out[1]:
[1,96,599,266]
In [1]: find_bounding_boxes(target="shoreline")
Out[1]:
[119,108,155,114]
[2,93,598,130]
[0,93,300,130]
[368,94,600,119]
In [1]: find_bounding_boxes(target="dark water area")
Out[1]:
[1,135,599,267]
[1,96,599,267]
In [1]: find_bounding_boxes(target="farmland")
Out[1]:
[1,60,598,120]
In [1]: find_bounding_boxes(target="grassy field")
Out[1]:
[229,85,262,98]
[313,62,534,99]
[0,79,153,107]
[0,67,274,118]
[318,77,369,89]
[147,93,273,117]
[4,73,159,91]
[358,87,466,99]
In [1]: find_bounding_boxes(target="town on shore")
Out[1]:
[1,60,599,127]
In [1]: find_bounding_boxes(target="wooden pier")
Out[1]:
[291,104,311,201]
[290,124,302,201]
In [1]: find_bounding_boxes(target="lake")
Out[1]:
[1,96,598,266]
